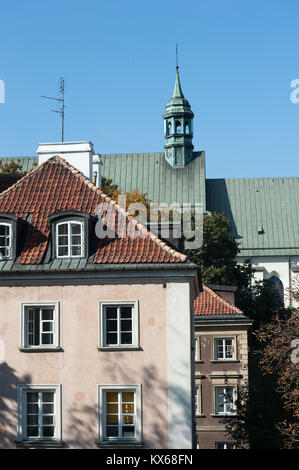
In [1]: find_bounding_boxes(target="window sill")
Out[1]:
[210,360,239,363]
[97,347,142,352]
[19,347,63,353]
[210,414,237,417]
[195,413,205,417]
[15,440,64,448]
[195,360,204,363]
[96,441,144,448]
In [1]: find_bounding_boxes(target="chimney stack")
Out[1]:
[37,141,102,186]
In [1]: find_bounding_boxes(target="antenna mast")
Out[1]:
[41,77,65,142]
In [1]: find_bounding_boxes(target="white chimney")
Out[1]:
[37,141,102,184]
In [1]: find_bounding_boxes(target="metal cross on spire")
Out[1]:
[41,77,65,142]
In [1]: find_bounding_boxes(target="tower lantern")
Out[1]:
[163,66,194,167]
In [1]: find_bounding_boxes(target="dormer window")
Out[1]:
[56,221,84,258]
[0,223,12,259]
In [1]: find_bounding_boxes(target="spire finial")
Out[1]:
[176,43,179,70]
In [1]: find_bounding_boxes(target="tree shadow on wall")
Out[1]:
[0,362,31,449]
[66,358,193,449]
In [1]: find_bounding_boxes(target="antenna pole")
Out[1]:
[60,78,65,142]
[41,77,65,142]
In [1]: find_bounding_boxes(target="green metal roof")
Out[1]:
[206,177,299,257]
[101,152,206,207]
[0,156,37,172]
[1,156,298,258]
[0,153,206,206]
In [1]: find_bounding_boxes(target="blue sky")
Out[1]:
[0,0,298,178]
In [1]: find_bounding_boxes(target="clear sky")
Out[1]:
[0,0,299,178]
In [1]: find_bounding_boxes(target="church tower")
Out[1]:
[163,66,194,167]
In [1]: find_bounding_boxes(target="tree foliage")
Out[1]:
[185,212,253,287]
[256,310,299,448]
[0,160,23,174]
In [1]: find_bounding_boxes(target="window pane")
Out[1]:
[106,426,118,437]
[42,403,54,414]
[0,247,7,257]
[27,404,38,413]
[122,392,134,402]
[121,319,132,332]
[41,333,53,345]
[58,246,68,257]
[0,225,7,236]
[106,392,118,402]
[71,235,81,245]
[71,245,81,256]
[106,415,118,424]
[42,392,54,403]
[27,426,38,437]
[42,426,54,437]
[42,416,54,425]
[58,224,68,235]
[71,223,81,235]
[58,235,68,245]
[122,426,135,437]
[106,403,118,413]
[120,332,132,345]
[105,307,117,319]
[42,309,53,321]
[120,307,132,318]
[122,403,134,414]
[106,333,117,345]
[27,309,40,346]
[215,387,225,413]
[27,415,38,425]
[124,415,133,424]
[42,322,53,332]
[27,392,38,402]
[107,320,117,332]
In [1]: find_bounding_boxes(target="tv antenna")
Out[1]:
[41,77,65,142]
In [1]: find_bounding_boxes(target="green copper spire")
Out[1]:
[172,67,185,99]
[163,65,194,168]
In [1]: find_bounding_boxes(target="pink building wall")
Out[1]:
[0,283,169,448]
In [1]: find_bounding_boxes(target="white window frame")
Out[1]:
[214,337,235,361]
[17,384,62,444]
[20,302,60,350]
[195,386,199,415]
[0,222,12,260]
[56,220,84,258]
[215,442,236,449]
[99,301,139,349]
[97,384,142,445]
[195,335,201,361]
[214,386,236,415]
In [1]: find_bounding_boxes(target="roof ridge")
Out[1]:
[202,284,243,314]
[0,156,51,198]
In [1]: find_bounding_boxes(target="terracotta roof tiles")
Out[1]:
[0,156,187,265]
[194,285,244,316]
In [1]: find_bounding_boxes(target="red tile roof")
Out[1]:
[0,156,187,265]
[194,285,243,316]
[0,174,24,193]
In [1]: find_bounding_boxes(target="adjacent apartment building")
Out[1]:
[194,285,252,449]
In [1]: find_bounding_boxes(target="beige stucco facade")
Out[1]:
[0,276,197,449]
